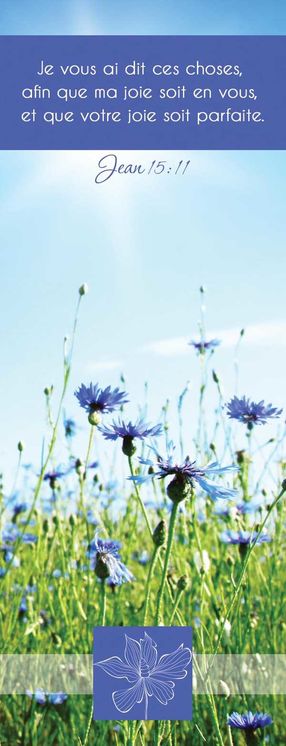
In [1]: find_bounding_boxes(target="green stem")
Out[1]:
[206,486,286,679]
[128,720,135,746]
[128,456,154,541]
[169,588,184,625]
[4,294,83,581]
[128,456,184,625]
[143,546,159,625]
[155,502,179,625]
[99,581,106,626]
[82,702,93,746]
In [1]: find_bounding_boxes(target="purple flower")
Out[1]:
[19,596,27,616]
[131,446,237,502]
[12,503,27,517]
[1,527,37,546]
[44,466,69,489]
[26,689,67,705]
[99,417,162,456]
[227,711,273,730]
[189,338,220,354]
[75,383,129,425]
[94,632,191,717]
[89,536,134,585]
[64,417,77,438]
[99,418,162,442]
[226,396,282,427]
[221,529,271,546]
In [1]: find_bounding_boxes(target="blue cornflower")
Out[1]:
[189,337,220,354]
[221,529,271,546]
[99,417,163,456]
[44,466,69,489]
[236,497,264,514]
[48,692,68,705]
[131,446,237,503]
[19,596,28,616]
[26,689,67,705]
[132,550,150,566]
[11,503,27,518]
[89,535,134,585]
[75,383,129,426]
[1,527,37,546]
[226,396,282,428]
[227,711,273,731]
[64,417,77,438]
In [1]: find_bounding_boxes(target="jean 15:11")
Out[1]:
[147,160,190,175]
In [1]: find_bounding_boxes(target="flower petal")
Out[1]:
[196,476,237,501]
[145,677,175,704]
[152,643,192,680]
[140,633,157,670]
[124,635,141,672]
[94,656,138,682]
[112,678,145,713]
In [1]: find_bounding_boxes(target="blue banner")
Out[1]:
[0,35,285,149]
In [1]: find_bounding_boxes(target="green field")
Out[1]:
[0,287,284,744]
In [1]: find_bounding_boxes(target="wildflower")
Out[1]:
[99,417,163,456]
[75,383,129,426]
[12,503,27,518]
[26,689,67,705]
[220,530,271,546]
[131,446,237,502]
[18,596,27,616]
[1,527,37,546]
[95,632,191,717]
[226,396,282,428]
[44,467,68,489]
[89,536,134,585]
[48,692,68,705]
[227,711,273,731]
[132,550,150,565]
[64,417,77,438]
[189,338,220,354]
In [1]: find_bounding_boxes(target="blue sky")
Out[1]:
[1,1,286,481]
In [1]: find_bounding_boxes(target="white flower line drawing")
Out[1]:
[94,631,192,719]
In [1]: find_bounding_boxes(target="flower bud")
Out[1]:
[281,478,286,494]
[44,385,53,397]
[153,520,167,547]
[239,543,249,560]
[79,283,88,296]
[94,554,110,580]
[177,575,188,592]
[167,476,191,503]
[212,370,219,384]
[75,458,85,477]
[88,411,101,427]
[17,441,24,453]
[122,436,136,458]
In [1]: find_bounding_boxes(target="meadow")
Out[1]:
[0,285,285,745]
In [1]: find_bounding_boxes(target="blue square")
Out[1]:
[93,626,192,721]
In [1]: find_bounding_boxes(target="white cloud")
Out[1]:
[141,321,286,357]
[87,358,123,372]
